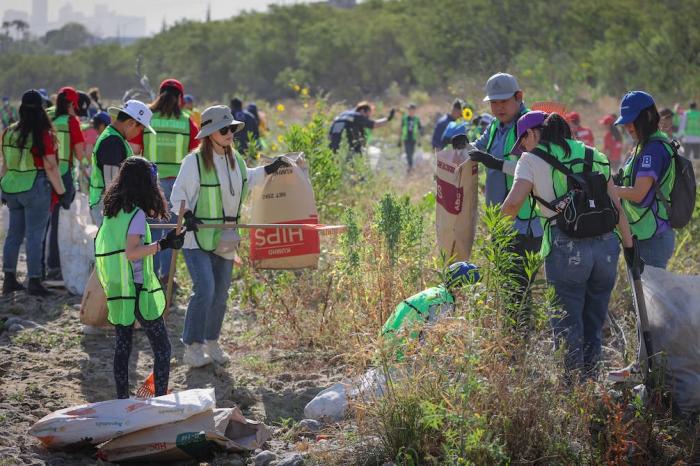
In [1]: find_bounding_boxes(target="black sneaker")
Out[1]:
[2,272,25,295]
[45,267,63,281]
[27,278,52,297]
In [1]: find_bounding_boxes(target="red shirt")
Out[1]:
[603,131,623,161]
[574,126,595,147]
[30,130,57,169]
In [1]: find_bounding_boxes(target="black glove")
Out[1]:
[158,228,185,251]
[623,236,645,277]
[387,108,396,121]
[58,191,73,210]
[183,211,203,232]
[468,149,504,171]
[264,157,291,175]
[612,169,624,186]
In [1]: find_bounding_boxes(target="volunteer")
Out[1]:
[247,103,269,149]
[132,79,199,286]
[659,108,675,140]
[382,262,479,360]
[171,105,286,367]
[183,94,201,127]
[398,103,422,172]
[89,99,154,226]
[567,111,595,147]
[44,86,87,280]
[500,111,634,380]
[1,96,18,129]
[600,114,623,171]
[1,90,67,296]
[468,113,494,142]
[96,156,185,398]
[441,121,469,150]
[468,72,542,324]
[613,91,676,268]
[678,102,700,159]
[329,101,395,155]
[230,98,259,153]
[431,99,464,150]
[92,111,111,135]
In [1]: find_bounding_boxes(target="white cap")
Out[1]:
[108,99,156,134]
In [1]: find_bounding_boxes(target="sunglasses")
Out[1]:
[218,125,239,136]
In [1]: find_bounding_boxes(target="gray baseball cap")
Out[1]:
[483,72,520,102]
[195,105,244,139]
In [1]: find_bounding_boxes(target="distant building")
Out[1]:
[2,9,30,24]
[32,0,48,34]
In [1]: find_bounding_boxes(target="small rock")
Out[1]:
[277,454,304,466]
[270,380,285,391]
[298,419,321,433]
[212,453,246,466]
[254,450,277,466]
[276,373,293,383]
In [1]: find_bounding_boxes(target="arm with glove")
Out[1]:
[467,148,519,174]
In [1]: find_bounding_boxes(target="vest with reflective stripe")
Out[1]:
[143,112,191,178]
[53,114,72,176]
[401,115,420,141]
[89,125,133,207]
[94,208,165,326]
[0,127,38,194]
[684,110,700,137]
[193,151,249,252]
[620,131,675,241]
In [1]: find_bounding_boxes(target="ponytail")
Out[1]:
[539,113,572,157]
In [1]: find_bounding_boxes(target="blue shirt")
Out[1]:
[432,113,455,150]
[233,109,260,151]
[474,104,543,237]
[626,140,673,235]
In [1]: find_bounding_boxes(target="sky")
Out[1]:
[2,0,306,35]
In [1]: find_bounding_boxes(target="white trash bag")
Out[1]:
[58,192,98,295]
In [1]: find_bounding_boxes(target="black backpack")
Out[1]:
[652,138,696,229]
[531,147,619,239]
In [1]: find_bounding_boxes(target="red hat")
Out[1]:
[58,86,79,110]
[599,114,615,125]
[159,78,184,96]
[567,111,580,123]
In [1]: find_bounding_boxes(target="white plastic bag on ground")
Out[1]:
[642,266,700,413]
[58,192,98,295]
[29,388,216,449]
[97,407,271,462]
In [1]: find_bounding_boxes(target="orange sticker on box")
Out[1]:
[250,218,320,260]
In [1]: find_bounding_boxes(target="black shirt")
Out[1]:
[96,134,129,170]
[329,111,375,153]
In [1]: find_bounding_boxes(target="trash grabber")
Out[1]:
[165,201,186,312]
[626,237,653,384]
[150,222,347,236]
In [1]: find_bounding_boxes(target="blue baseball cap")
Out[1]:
[442,121,468,142]
[615,91,655,125]
[92,111,111,126]
[184,94,194,104]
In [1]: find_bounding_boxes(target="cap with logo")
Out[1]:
[108,99,156,134]
[615,91,655,125]
[483,73,520,102]
[195,105,244,139]
[511,110,548,154]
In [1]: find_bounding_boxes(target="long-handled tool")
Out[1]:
[150,222,347,235]
[626,238,654,385]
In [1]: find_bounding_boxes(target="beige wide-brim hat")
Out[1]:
[108,99,156,134]
[196,105,245,139]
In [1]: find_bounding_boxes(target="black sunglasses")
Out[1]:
[218,125,239,136]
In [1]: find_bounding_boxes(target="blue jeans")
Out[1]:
[2,173,52,278]
[545,229,620,376]
[181,248,234,344]
[638,228,675,269]
[150,177,177,278]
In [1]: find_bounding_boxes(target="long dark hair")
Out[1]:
[150,88,181,118]
[54,93,71,119]
[13,103,55,156]
[539,113,573,157]
[633,105,660,148]
[103,157,169,220]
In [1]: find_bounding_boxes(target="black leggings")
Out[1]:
[114,288,171,399]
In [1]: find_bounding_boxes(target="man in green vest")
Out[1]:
[381,262,480,360]
[398,103,422,172]
[679,102,700,159]
[89,100,155,226]
[0,96,18,130]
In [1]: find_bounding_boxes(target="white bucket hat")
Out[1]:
[108,99,156,134]
[196,105,245,139]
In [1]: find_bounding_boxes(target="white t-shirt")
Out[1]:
[512,151,558,219]
[170,150,265,250]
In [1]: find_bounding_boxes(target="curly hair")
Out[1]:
[103,157,169,220]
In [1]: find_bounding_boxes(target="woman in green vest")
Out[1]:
[613,91,676,268]
[502,111,634,381]
[135,79,199,286]
[171,105,278,368]
[1,89,67,296]
[96,156,185,398]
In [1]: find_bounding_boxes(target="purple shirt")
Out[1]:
[629,140,672,233]
[127,209,146,284]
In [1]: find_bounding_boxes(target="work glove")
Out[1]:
[612,169,624,186]
[468,149,504,171]
[387,108,396,121]
[158,228,186,251]
[183,211,203,232]
[58,191,73,210]
[623,236,645,276]
[264,157,291,175]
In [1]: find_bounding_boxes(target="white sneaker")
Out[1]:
[183,343,213,368]
[205,339,231,364]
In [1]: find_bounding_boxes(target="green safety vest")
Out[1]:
[53,114,73,176]
[143,111,191,178]
[684,110,700,137]
[485,113,539,224]
[94,208,165,326]
[381,285,455,360]
[401,115,420,141]
[620,130,675,241]
[0,126,38,194]
[0,105,18,128]
[45,106,55,120]
[193,151,248,252]
[537,139,612,257]
[89,125,133,207]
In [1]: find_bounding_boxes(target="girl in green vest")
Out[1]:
[171,105,276,368]
[502,111,634,381]
[1,89,67,296]
[96,156,185,398]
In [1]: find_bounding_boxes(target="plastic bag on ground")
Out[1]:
[642,266,700,414]
[58,192,98,295]
[29,388,216,449]
[97,407,271,462]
